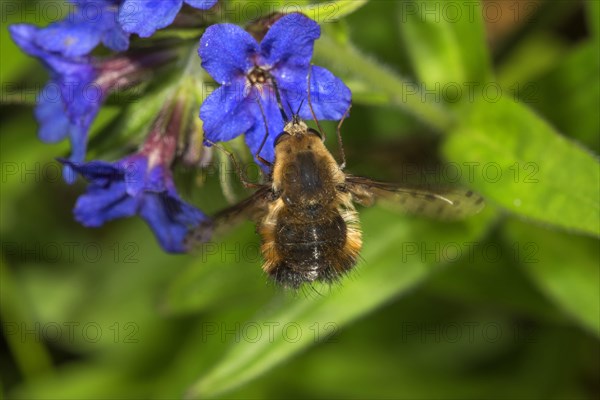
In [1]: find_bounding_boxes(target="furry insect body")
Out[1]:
[260,118,362,288]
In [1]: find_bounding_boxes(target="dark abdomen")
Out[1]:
[268,209,356,288]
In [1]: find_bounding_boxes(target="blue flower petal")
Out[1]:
[61,159,121,183]
[15,31,93,81]
[54,122,90,185]
[63,157,139,224]
[61,81,102,125]
[139,192,207,253]
[69,122,89,160]
[35,85,70,143]
[101,25,130,52]
[120,155,149,197]
[9,24,43,57]
[74,181,138,226]
[261,14,320,71]
[30,0,129,56]
[95,0,131,51]
[39,22,103,58]
[184,0,217,9]
[62,164,79,184]
[144,163,171,193]
[10,23,91,75]
[119,0,183,37]
[281,65,352,121]
[199,23,259,84]
[200,83,256,142]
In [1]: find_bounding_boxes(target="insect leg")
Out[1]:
[336,103,351,170]
[254,98,274,169]
[204,139,261,189]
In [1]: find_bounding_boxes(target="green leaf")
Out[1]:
[496,32,568,89]
[398,0,492,91]
[444,97,600,237]
[529,41,600,152]
[504,219,600,337]
[8,363,143,399]
[185,207,495,398]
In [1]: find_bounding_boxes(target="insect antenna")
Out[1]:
[295,99,305,116]
[307,65,327,142]
[269,76,289,122]
[254,74,292,168]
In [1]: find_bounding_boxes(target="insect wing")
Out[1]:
[345,175,485,220]
[185,185,272,250]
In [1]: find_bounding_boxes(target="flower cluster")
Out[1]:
[60,101,208,252]
[11,2,351,253]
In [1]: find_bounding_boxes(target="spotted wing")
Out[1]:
[345,175,485,220]
[185,184,272,250]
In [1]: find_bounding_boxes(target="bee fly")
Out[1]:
[186,109,485,289]
[259,113,363,288]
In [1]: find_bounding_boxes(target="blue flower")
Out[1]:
[198,13,352,164]
[119,0,218,38]
[10,24,101,183]
[61,155,209,253]
[36,0,129,57]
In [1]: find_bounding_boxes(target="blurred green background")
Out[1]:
[1,0,599,398]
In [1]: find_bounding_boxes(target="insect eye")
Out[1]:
[307,128,322,140]
[275,132,290,146]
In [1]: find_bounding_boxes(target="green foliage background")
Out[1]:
[1,0,599,398]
